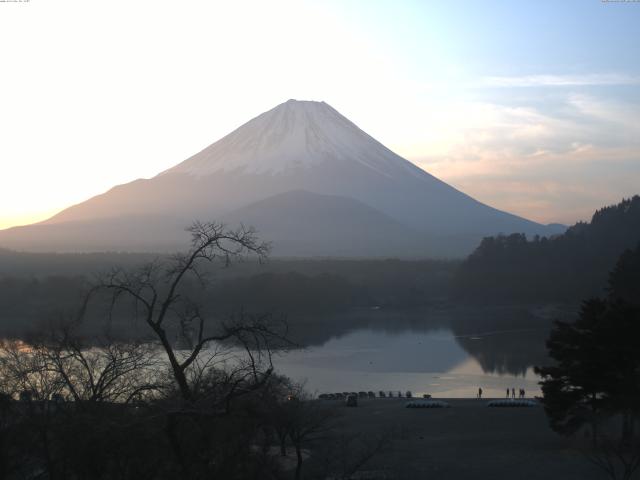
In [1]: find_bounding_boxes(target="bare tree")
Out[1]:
[0,339,65,478]
[82,222,297,479]
[265,383,337,480]
[0,317,164,406]
[0,339,64,403]
[582,417,640,480]
[0,318,168,480]
[289,401,336,480]
[35,320,165,405]
[91,222,289,404]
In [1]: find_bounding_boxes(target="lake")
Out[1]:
[271,305,572,398]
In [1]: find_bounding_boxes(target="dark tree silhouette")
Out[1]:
[608,243,640,307]
[93,221,284,404]
[0,319,170,480]
[0,222,397,480]
[536,248,640,480]
[87,221,299,479]
[284,388,336,480]
[455,196,640,303]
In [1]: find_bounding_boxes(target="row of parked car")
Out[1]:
[318,390,414,400]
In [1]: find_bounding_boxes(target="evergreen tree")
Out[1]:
[608,243,640,306]
[455,195,640,302]
[536,247,640,479]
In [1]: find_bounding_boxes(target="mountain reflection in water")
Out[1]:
[273,305,573,398]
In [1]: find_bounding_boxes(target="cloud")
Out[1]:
[481,73,640,88]
[567,93,640,131]
[408,92,640,224]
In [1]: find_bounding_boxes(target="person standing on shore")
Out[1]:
[506,388,509,398]
[477,387,483,399]
[511,388,515,399]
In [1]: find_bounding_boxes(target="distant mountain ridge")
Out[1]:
[0,99,563,257]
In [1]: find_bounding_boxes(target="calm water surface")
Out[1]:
[271,306,571,398]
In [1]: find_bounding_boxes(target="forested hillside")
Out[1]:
[0,257,456,336]
[454,196,640,303]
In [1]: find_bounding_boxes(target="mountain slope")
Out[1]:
[0,99,560,256]
[0,215,188,253]
[221,190,430,257]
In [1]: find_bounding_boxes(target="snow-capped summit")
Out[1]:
[164,99,421,179]
[0,100,564,256]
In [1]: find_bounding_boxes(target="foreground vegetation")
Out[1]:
[536,243,640,480]
[0,223,387,480]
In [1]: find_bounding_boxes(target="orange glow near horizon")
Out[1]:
[1,1,638,231]
[0,210,61,231]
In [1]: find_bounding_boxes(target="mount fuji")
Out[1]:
[0,99,562,257]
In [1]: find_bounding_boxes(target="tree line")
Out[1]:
[0,261,456,338]
[454,196,640,303]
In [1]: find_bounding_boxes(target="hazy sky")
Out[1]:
[1,0,639,229]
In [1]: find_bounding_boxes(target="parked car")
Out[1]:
[345,394,358,407]
[367,391,376,398]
